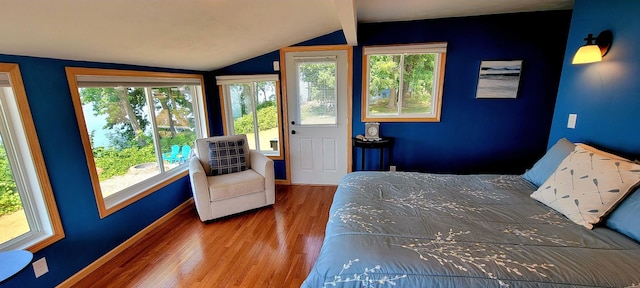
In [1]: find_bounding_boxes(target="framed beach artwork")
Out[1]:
[475,60,522,99]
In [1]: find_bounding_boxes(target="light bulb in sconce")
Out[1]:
[572,30,613,64]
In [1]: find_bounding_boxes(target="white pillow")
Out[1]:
[530,145,640,229]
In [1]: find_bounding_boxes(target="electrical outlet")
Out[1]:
[33,257,48,278]
[390,165,397,172]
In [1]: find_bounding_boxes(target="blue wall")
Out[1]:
[356,12,570,174]
[549,0,640,160]
[0,55,206,288]
[214,10,572,176]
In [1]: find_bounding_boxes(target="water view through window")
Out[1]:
[79,86,197,197]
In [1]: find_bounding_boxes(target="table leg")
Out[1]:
[352,148,355,172]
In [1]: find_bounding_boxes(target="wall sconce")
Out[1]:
[572,30,613,64]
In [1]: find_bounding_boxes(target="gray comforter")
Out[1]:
[302,172,640,288]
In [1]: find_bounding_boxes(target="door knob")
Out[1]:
[291,130,296,134]
[291,121,296,125]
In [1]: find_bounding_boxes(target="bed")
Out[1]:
[302,139,640,288]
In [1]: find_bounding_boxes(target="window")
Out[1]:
[0,63,64,252]
[217,75,283,158]
[362,43,447,122]
[295,56,337,126]
[66,68,209,218]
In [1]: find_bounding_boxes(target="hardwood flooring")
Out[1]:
[69,185,337,288]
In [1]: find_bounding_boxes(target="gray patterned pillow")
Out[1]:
[207,139,247,176]
[531,145,640,229]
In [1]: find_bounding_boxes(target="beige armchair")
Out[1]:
[188,134,275,222]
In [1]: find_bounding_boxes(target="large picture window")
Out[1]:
[217,75,283,158]
[362,43,447,122]
[66,68,208,218]
[0,63,64,252]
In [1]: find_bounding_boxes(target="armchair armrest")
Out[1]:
[250,150,275,205]
[189,156,211,222]
[249,150,272,177]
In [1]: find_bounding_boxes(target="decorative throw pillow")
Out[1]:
[530,145,640,229]
[606,186,640,242]
[208,139,247,176]
[523,138,575,187]
[577,143,629,161]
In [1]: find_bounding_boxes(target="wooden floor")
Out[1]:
[70,185,337,288]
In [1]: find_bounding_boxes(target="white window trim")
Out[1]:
[216,75,284,159]
[66,67,209,218]
[0,63,64,252]
[362,42,447,122]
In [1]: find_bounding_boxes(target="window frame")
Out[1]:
[361,43,447,122]
[66,67,209,218]
[0,63,64,252]
[217,74,284,160]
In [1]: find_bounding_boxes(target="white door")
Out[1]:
[285,49,349,184]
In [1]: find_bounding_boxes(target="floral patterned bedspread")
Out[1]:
[302,172,640,288]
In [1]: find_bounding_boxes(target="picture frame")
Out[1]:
[475,60,522,99]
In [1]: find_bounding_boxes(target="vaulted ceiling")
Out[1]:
[0,0,574,71]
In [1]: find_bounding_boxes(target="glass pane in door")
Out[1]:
[297,61,337,125]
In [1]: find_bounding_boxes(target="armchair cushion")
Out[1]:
[208,139,247,176]
[208,169,265,201]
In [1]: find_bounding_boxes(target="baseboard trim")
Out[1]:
[275,179,290,185]
[56,198,194,288]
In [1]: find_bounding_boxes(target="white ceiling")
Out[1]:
[0,0,574,71]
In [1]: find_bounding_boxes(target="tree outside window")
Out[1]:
[363,43,447,122]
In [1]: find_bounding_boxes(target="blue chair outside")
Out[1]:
[163,145,180,164]
[179,144,191,163]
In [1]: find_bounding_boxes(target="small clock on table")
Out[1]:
[364,122,380,140]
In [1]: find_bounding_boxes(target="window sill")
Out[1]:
[99,165,189,218]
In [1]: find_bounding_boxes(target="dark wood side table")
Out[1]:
[352,137,394,171]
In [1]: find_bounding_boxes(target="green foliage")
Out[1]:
[369,93,432,114]
[93,145,156,180]
[233,106,278,134]
[256,99,275,110]
[367,53,435,113]
[257,106,278,131]
[233,113,255,134]
[299,62,336,103]
[0,144,21,216]
[0,191,21,216]
[369,55,400,96]
[160,131,196,149]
